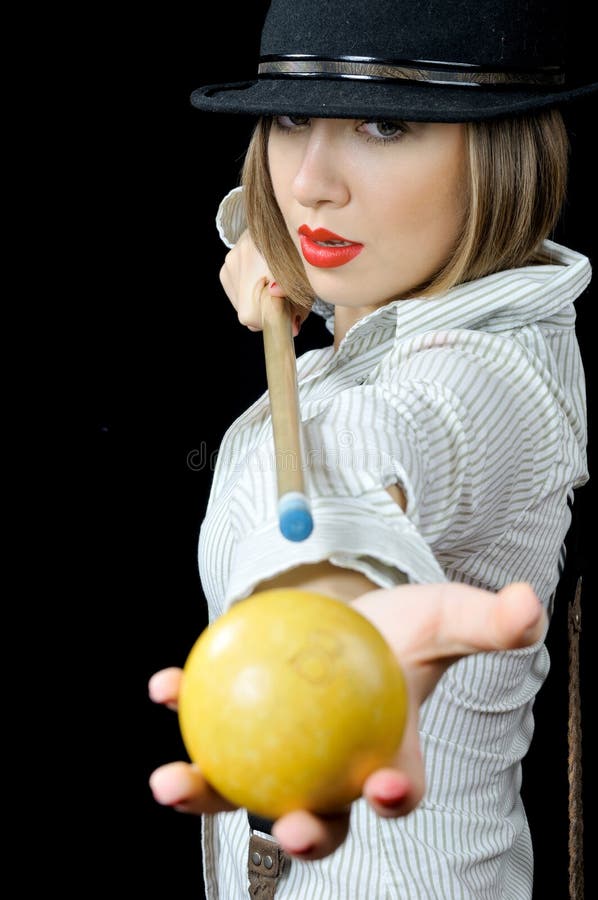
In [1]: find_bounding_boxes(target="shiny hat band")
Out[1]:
[258,56,565,89]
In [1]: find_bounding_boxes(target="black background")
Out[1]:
[79,5,595,897]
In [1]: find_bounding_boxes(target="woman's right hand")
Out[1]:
[219,230,307,336]
[149,581,545,860]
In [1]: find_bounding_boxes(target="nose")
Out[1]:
[291,124,350,209]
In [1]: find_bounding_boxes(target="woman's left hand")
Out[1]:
[149,581,545,860]
[219,229,308,336]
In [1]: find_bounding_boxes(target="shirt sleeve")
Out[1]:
[222,326,582,608]
[215,185,247,248]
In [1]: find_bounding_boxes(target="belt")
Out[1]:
[247,812,286,898]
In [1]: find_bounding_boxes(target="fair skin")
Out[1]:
[221,117,467,347]
[151,583,546,858]
[150,118,539,859]
[268,116,467,345]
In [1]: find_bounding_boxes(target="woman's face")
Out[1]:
[267,117,468,310]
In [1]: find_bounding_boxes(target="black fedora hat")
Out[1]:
[191,0,597,122]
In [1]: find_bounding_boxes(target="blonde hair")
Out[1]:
[241,111,569,311]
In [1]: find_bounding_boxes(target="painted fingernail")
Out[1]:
[371,777,409,809]
[373,794,405,809]
[158,794,190,808]
[287,842,316,857]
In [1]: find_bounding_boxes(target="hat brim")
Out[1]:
[191,77,598,122]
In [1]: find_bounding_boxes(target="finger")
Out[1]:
[362,768,414,817]
[148,667,183,710]
[268,280,286,298]
[266,281,298,339]
[363,702,425,818]
[353,581,546,669]
[266,281,312,337]
[149,761,237,815]
[220,256,267,331]
[419,581,546,661]
[292,311,304,337]
[235,276,269,332]
[490,581,547,647]
[272,808,351,860]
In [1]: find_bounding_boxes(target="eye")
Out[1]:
[359,120,408,142]
[273,115,311,131]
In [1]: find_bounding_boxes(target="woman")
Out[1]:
[150,1,596,896]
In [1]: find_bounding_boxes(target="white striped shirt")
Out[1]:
[198,186,590,898]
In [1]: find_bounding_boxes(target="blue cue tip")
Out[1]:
[278,492,314,542]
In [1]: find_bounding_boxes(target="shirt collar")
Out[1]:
[314,240,591,360]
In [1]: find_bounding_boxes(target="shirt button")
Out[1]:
[355,376,366,385]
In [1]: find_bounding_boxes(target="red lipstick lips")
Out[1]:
[298,225,364,268]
